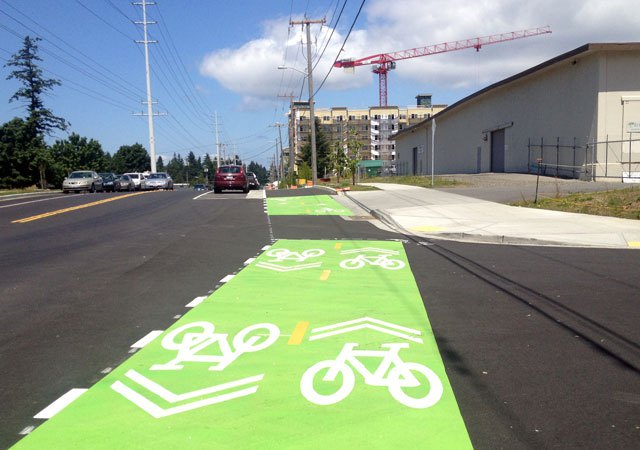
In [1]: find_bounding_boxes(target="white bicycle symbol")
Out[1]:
[151,321,280,371]
[339,254,405,270]
[265,248,325,263]
[300,342,442,409]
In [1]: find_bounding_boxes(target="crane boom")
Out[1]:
[334,26,552,106]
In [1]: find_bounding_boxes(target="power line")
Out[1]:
[314,0,367,97]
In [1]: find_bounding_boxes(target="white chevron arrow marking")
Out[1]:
[255,262,322,272]
[309,317,423,344]
[111,370,263,418]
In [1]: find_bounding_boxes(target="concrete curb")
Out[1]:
[345,191,588,247]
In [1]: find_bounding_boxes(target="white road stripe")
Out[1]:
[131,330,163,348]
[192,192,212,200]
[186,296,207,308]
[0,195,67,209]
[220,274,235,283]
[34,388,87,419]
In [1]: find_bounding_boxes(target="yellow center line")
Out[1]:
[320,269,331,281]
[287,321,309,345]
[12,192,151,223]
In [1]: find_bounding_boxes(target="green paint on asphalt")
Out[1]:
[13,240,472,449]
[266,195,354,216]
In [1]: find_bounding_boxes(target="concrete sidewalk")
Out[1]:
[345,183,640,248]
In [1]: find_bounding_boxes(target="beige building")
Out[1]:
[394,43,640,181]
[286,95,447,167]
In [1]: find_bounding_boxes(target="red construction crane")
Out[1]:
[334,26,552,106]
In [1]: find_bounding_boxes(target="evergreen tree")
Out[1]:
[5,36,69,135]
[166,153,185,183]
[156,155,165,171]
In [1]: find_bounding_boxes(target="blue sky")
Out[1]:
[1,0,637,168]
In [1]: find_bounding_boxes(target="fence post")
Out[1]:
[604,134,608,178]
[527,138,531,174]
[556,136,560,177]
[541,137,544,174]
[591,139,596,181]
[573,136,576,178]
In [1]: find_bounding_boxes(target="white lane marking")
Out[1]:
[34,388,88,419]
[0,195,68,209]
[220,274,235,283]
[186,296,207,308]
[101,367,113,374]
[261,245,271,251]
[244,257,256,265]
[192,191,212,200]
[131,330,164,348]
[19,426,35,435]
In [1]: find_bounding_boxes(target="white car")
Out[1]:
[123,172,146,191]
[144,172,174,190]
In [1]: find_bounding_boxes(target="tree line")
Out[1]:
[1,36,268,190]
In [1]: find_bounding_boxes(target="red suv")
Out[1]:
[213,165,249,193]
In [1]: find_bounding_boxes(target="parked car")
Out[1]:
[114,174,135,192]
[62,171,104,193]
[246,171,260,190]
[144,172,174,190]
[213,165,249,193]
[123,172,146,191]
[98,172,117,192]
[193,184,207,191]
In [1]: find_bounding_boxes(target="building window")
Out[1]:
[373,114,380,120]
[348,115,355,120]
[361,115,368,120]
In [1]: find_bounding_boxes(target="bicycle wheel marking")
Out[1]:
[13,240,471,450]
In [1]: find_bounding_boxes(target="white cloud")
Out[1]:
[200,0,638,107]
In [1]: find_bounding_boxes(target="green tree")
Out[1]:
[111,143,150,173]
[300,118,331,179]
[3,36,70,188]
[166,153,185,183]
[156,155,165,172]
[0,118,46,188]
[328,141,348,184]
[345,129,363,185]
[50,133,107,175]
[5,36,69,136]
[247,161,268,185]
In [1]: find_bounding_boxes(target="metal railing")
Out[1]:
[527,135,640,182]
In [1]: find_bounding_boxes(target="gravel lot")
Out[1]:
[435,173,632,203]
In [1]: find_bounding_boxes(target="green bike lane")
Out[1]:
[13,196,472,449]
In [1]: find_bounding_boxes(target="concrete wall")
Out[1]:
[396,47,640,179]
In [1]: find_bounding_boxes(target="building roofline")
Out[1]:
[394,42,640,140]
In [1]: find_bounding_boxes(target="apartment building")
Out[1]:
[287,95,447,166]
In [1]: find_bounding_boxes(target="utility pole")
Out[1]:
[278,93,297,178]
[215,111,220,169]
[134,0,160,173]
[271,122,286,183]
[290,17,325,185]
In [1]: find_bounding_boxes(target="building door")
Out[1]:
[412,147,418,175]
[491,128,505,172]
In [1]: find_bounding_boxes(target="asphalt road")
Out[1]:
[1,188,638,449]
[0,189,268,449]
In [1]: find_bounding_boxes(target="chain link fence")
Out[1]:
[528,136,640,182]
